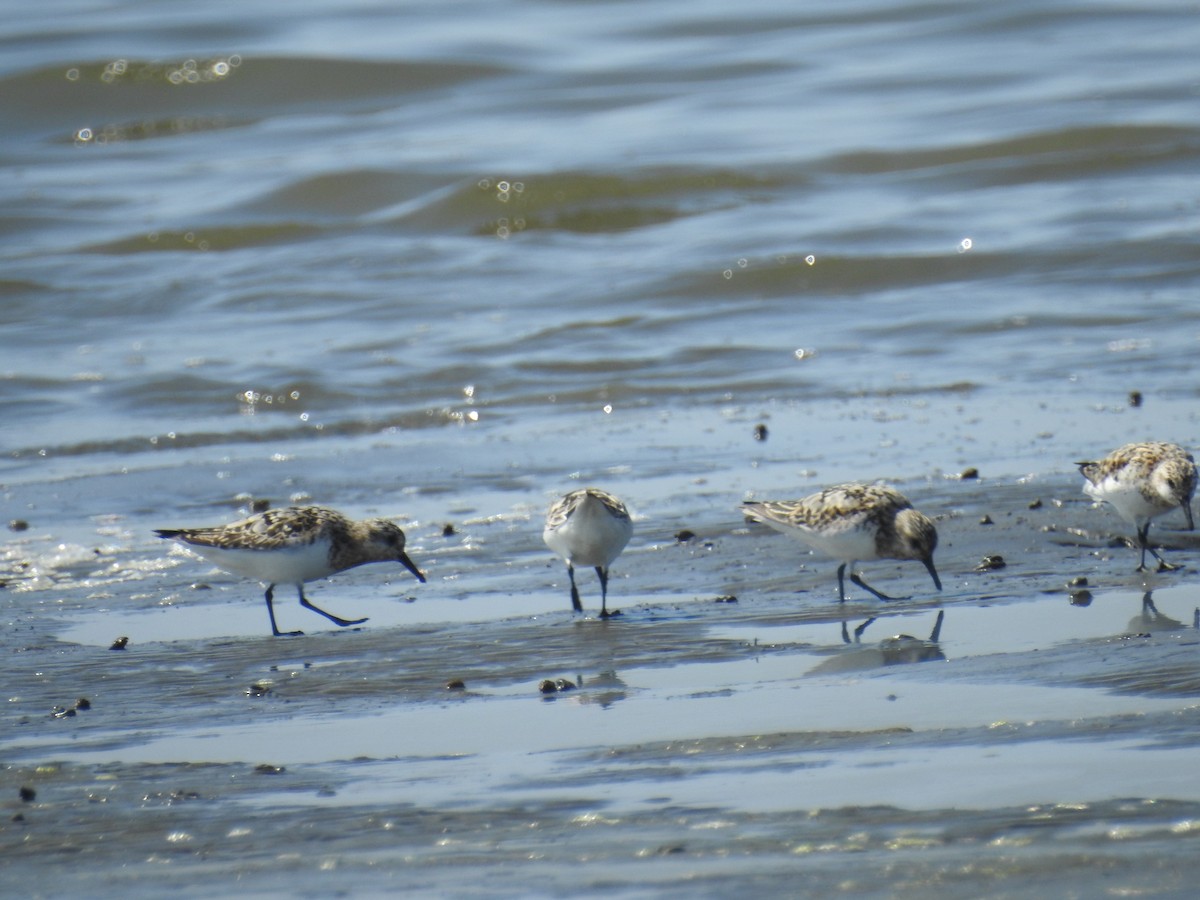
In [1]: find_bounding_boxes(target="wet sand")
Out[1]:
[6,470,1200,897]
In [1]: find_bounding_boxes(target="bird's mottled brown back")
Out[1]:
[164,506,343,551]
[748,483,912,531]
[1079,441,1194,486]
[545,488,630,530]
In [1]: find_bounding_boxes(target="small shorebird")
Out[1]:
[1078,441,1196,571]
[743,482,941,602]
[155,505,426,637]
[543,488,633,618]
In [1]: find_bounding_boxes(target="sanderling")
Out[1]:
[1077,441,1196,571]
[543,488,633,618]
[742,482,941,602]
[155,505,426,637]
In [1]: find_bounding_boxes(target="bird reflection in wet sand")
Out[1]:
[155,505,426,637]
[538,669,628,708]
[811,611,946,675]
[743,483,941,602]
[1133,592,1188,633]
[843,610,945,662]
[1078,441,1196,572]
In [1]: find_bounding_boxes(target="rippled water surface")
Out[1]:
[5,0,1200,896]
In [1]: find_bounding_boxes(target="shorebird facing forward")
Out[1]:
[743,482,941,603]
[155,505,426,636]
[1078,441,1196,572]
[543,488,633,618]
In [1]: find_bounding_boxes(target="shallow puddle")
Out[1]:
[710,584,1200,668]
[54,583,590,646]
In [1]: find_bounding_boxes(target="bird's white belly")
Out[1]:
[1086,477,1167,524]
[800,525,879,563]
[545,510,631,567]
[186,542,332,584]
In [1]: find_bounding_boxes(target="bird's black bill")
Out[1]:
[924,557,942,591]
[399,551,427,583]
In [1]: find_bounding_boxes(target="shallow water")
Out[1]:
[5,0,1200,896]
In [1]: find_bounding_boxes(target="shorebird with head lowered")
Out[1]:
[1078,441,1196,572]
[743,482,941,603]
[155,505,426,636]
[543,488,633,618]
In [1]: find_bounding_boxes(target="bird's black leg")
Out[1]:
[836,563,849,602]
[1152,546,1180,572]
[1138,524,1180,572]
[567,563,583,612]
[849,572,898,602]
[264,584,303,637]
[595,566,616,618]
[298,586,369,628]
[1135,524,1151,572]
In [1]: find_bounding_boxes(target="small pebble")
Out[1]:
[714,595,738,604]
[19,787,35,803]
[1069,576,1088,587]
[753,423,768,442]
[675,529,696,543]
[1070,590,1094,606]
[74,698,91,711]
[9,519,29,532]
[976,555,1006,571]
[109,636,129,651]
[445,679,466,691]
[251,498,271,513]
[1028,499,1042,510]
[442,523,456,537]
[538,679,558,694]
[1128,390,1143,408]
[246,683,272,697]
[253,764,285,775]
[960,467,979,480]
[979,515,993,526]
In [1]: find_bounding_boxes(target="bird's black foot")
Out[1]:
[850,573,900,602]
[299,592,368,628]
